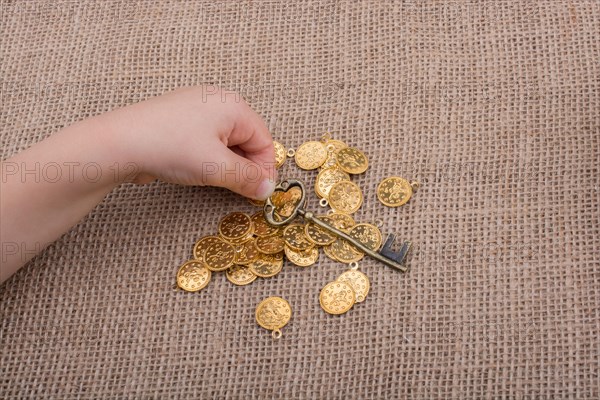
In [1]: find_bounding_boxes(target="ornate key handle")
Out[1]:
[263,179,307,226]
[264,179,411,272]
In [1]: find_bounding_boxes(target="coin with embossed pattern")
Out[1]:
[315,167,350,198]
[327,213,356,230]
[347,223,382,252]
[337,270,370,302]
[319,281,355,315]
[193,235,223,262]
[305,216,337,246]
[329,237,364,263]
[234,239,260,265]
[176,260,211,292]
[248,252,284,278]
[376,176,413,207]
[219,212,253,241]
[283,224,314,251]
[255,235,286,255]
[256,296,292,331]
[284,245,319,267]
[335,147,369,174]
[204,240,236,271]
[328,181,363,214]
[226,264,257,286]
[273,141,287,168]
[294,141,328,170]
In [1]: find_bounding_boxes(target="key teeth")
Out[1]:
[380,234,411,265]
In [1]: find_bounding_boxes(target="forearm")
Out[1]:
[0,117,131,283]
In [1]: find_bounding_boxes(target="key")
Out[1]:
[264,179,411,272]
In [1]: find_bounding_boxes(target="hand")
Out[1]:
[100,86,277,200]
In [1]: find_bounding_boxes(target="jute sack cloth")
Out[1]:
[1,1,598,398]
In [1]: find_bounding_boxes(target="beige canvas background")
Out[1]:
[1,0,599,398]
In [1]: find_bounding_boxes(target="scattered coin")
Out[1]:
[255,235,286,255]
[219,212,253,241]
[376,176,413,207]
[319,281,356,315]
[226,264,257,286]
[256,296,292,338]
[305,216,337,246]
[248,252,284,278]
[337,270,370,302]
[347,223,383,252]
[328,181,363,214]
[193,235,224,262]
[283,224,314,251]
[234,239,260,265]
[204,240,236,271]
[315,167,350,198]
[274,141,287,168]
[177,260,211,292]
[284,245,319,267]
[294,141,328,170]
[329,237,364,263]
[336,147,369,174]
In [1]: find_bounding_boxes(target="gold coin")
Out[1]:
[219,212,253,240]
[284,245,319,267]
[304,216,337,246]
[376,176,413,207]
[337,270,370,302]
[251,211,280,237]
[270,186,303,220]
[335,147,369,174]
[255,235,286,255]
[347,223,383,252]
[328,181,363,214]
[226,264,257,286]
[315,167,350,198]
[176,260,211,292]
[234,239,260,265]
[327,213,356,230]
[273,141,287,168]
[283,224,314,251]
[256,296,292,331]
[193,235,223,262]
[329,237,364,263]
[294,141,328,170]
[319,281,355,315]
[248,252,284,278]
[204,240,236,271]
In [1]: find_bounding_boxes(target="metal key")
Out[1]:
[264,179,411,272]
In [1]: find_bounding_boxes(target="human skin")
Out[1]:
[0,86,277,284]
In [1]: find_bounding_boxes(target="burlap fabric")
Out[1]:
[1,1,599,398]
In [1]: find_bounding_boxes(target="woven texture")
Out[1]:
[1,0,599,398]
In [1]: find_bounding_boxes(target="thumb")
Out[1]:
[204,148,277,200]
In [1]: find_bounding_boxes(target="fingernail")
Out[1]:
[255,179,276,200]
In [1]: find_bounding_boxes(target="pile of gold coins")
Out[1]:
[175,133,419,335]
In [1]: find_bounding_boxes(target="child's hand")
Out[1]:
[99,86,277,200]
[0,86,277,282]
